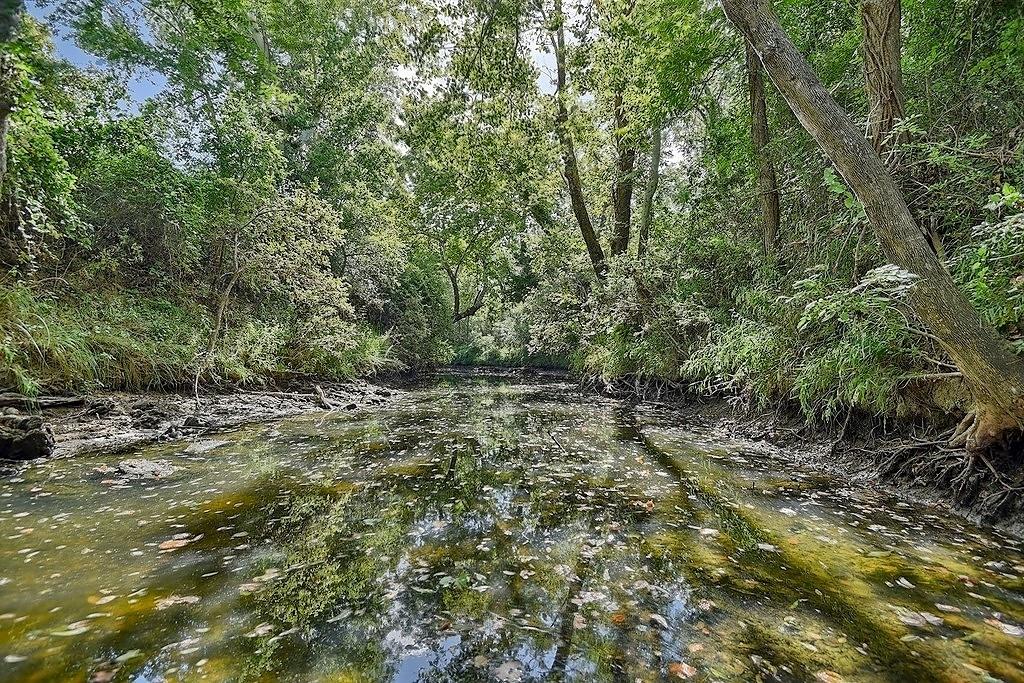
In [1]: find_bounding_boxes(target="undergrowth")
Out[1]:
[0,282,397,395]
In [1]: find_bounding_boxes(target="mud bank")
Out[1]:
[1,380,396,460]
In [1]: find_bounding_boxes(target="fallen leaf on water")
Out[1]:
[88,595,117,605]
[52,624,90,637]
[155,595,200,610]
[88,665,118,683]
[649,613,669,629]
[985,619,1023,637]
[245,622,274,638]
[493,660,523,682]
[158,533,202,551]
[668,662,697,679]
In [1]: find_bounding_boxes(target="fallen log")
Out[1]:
[0,393,87,410]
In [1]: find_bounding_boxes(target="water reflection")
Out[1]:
[0,375,1022,682]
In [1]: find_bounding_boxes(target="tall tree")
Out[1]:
[609,91,636,257]
[0,0,24,192]
[860,0,945,260]
[859,0,905,160]
[551,0,607,280]
[744,39,780,259]
[720,0,1024,452]
[637,122,662,259]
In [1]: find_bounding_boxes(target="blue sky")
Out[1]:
[28,0,167,108]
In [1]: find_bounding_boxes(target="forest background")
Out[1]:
[1,0,1023,448]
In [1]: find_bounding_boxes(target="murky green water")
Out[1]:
[1,375,1022,682]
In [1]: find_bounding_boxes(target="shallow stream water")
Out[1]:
[1,375,1022,682]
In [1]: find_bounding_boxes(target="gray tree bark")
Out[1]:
[637,123,662,259]
[860,0,905,160]
[0,2,23,193]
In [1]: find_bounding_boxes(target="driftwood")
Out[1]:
[0,393,86,410]
[313,385,333,410]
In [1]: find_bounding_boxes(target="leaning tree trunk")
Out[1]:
[860,0,905,160]
[552,0,607,279]
[745,39,781,260]
[637,123,662,259]
[609,92,636,257]
[720,0,1024,452]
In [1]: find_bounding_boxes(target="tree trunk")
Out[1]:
[1,4,22,194]
[453,285,485,322]
[637,123,662,259]
[552,0,606,279]
[207,268,242,359]
[444,262,486,323]
[0,55,15,193]
[862,0,944,259]
[720,0,1024,452]
[0,1,23,42]
[860,0,905,160]
[609,92,636,257]
[0,393,86,410]
[745,40,780,260]
[194,265,241,406]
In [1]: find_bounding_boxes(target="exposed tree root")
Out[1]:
[948,406,1024,455]
[864,432,1024,522]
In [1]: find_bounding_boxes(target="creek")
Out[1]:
[1,374,1022,682]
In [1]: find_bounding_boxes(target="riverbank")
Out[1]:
[0,380,396,460]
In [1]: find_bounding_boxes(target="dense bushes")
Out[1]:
[0,13,452,395]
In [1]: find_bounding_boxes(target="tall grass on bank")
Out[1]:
[0,283,398,395]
